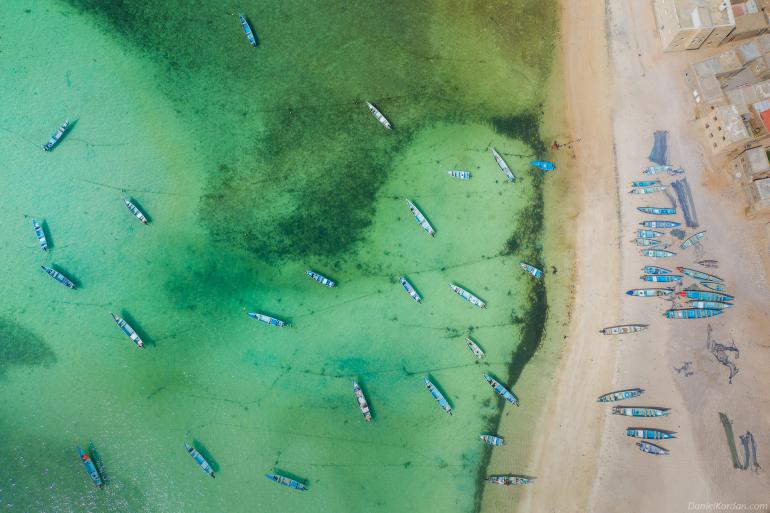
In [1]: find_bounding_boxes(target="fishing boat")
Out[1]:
[486,475,530,486]
[123,199,148,224]
[399,276,422,303]
[677,267,722,283]
[448,170,471,180]
[41,266,75,289]
[465,337,485,359]
[637,229,664,238]
[701,281,725,292]
[449,283,486,308]
[643,265,671,275]
[631,180,660,187]
[77,447,103,488]
[490,147,515,182]
[265,473,307,490]
[598,325,647,336]
[637,206,676,215]
[612,406,670,417]
[664,308,723,319]
[239,14,257,47]
[248,312,287,327]
[366,102,392,130]
[597,388,644,402]
[352,381,372,422]
[625,288,673,297]
[111,313,144,348]
[633,238,662,246]
[43,120,70,151]
[625,428,676,440]
[641,274,682,283]
[680,230,706,250]
[483,373,518,406]
[630,185,667,194]
[519,262,543,278]
[306,270,336,287]
[32,218,48,251]
[640,249,676,258]
[406,199,435,237]
[184,442,215,478]
[480,434,504,446]
[643,164,673,175]
[678,290,734,302]
[530,160,554,171]
[424,377,453,415]
[640,220,680,228]
[688,301,733,310]
[637,441,670,455]
[698,259,719,268]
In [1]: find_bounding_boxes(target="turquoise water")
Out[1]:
[0,1,556,512]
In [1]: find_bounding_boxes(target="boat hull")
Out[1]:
[306,270,336,287]
[483,373,518,405]
[665,308,723,319]
[637,207,676,215]
[626,429,676,440]
[599,325,647,335]
[597,388,644,402]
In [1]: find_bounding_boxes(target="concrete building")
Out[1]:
[749,176,770,210]
[724,0,770,42]
[654,0,736,51]
[702,104,753,153]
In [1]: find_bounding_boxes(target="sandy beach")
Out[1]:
[521,1,770,512]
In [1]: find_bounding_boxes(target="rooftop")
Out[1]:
[744,146,770,175]
[674,0,735,28]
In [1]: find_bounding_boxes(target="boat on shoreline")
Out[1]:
[597,388,644,402]
[626,288,673,297]
[677,267,722,282]
[687,300,733,310]
[449,283,486,308]
[680,230,706,250]
[406,199,435,237]
[630,185,667,194]
[519,262,543,278]
[637,229,664,238]
[32,218,48,251]
[184,442,215,478]
[399,276,422,302]
[239,14,257,47]
[698,259,719,268]
[665,308,723,319]
[643,265,671,275]
[78,447,103,488]
[637,441,670,455]
[366,102,392,130]
[598,324,647,335]
[485,475,530,486]
[633,238,662,246]
[480,434,504,446]
[352,381,372,422]
[626,428,676,440]
[640,249,676,258]
[637,206,676,215]
[111,313,144,348]
[465,337,485,359]
[631,180,659,187]
[123,199,148,224]
[531,160,554,171]
[266,473,307,490]
[701,281,725,292]
[483,373,518,406]
[641,274,681,282]
[612,406,670,417]
[448,170,471,180]
[41,266,75,289]
[490,147,515,182]
[248,312,287,327]
[43,120,70,151]
[643,164,673,175]
[640,220,680,228]
[306,270,336,287]
[425,377,452,415]
[678,290,734,302]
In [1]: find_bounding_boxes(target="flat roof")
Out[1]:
[745,146,770,174]
[674,0,735,27]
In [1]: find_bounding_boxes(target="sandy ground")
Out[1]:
[520,1,770,512]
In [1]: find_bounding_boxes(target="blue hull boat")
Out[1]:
[665,308,723,319]
[248,312,287,327]
[78,447,103,488]
[612,406,669,417]
[480,434,504,446]
[483,373,518,406]
[637,206,676,215]
[630,185,667,194]
[678,290,733,302]
[680,230,706,250]
[597,388,644,402]
[637,229,664,238]
[519,262,543,278]
[266,473,307,490]
[640,249,676,258]
[41,266,75,289]
[530,160,554,171]
[306,270,336,287]
[43,120,70,151]
[631,180,659,187]
[641,274,681,282]
[677,267,722,283]
[239,14,257,47]
[449,283,486,308]
[185,442,215,478]
[448,170,471,180]
[32,218,48,251]
[640,220,680,228]
[406,199,435,236]
[701,281,725,292]
[399,276,422,302]
[626,428,676,440]
[626,288,673,297]
[688,301,733,310]
[425,377,453,415]
[111,313,144,348]
[643,265,671,275]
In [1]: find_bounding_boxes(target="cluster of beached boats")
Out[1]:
[597,388,674,456]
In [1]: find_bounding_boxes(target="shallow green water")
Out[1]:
[0,1,556,511]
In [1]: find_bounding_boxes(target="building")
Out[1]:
[654,0,736,51]
[724,0,770,42]
[749,176,770,210]
[702,104,753,153]
[733,145,770,211]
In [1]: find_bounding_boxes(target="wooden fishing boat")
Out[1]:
[631,180,660,187]
[687,301,733,310]
[306,270,336,287]
[678,290,733,302]
[637,441,670,455]
[248,312,287,327]
[184,442,215,478]
[637,206,676,215]
[630,185,667,194]
[266,473,307,490]
[480,434,504,446]
[490,147,515,182]
[43,120,70,151]
[680,230,706,250]
[425,378,453,415]
[664,308,723,319]
[483,373,518,406]
[399,276,422,303]
[366,102,392,130]
[519,262,543,278]
[643,164,673,175]
[597,388,644,402]
[677,267,722,282]
[32,218,48,251]
[598,324,647,336]
[486,475,530,486]
[465,337,485,359]
[643,265,671,275]
[352,381,372,422]
[612,406,670,417]
[111,313,144,348]
[625,288,673,297]
[640,220,680,228]
[448,170,471,180]
[406,199,435,237]
[123,199,148,224]
[634,238,662,246]
[641,274,682,283]
[701,281,725,292]
[41,266,75,289]
[530,160,554,171]
[697,259,719,268]
[449,283,486,308]
[77,447,103,488]
[637,229,664,238]
[640,249,676,258]
[625,428,676,440]
[239,14,257,47]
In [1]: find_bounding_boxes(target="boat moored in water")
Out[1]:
[425,377,453,415]
[448,170,471,180]
[626,428,676,440]
[449,283,486,308]
[248,312,287,327]
[123,199,148,224]
[519,262,543,278]
[530,160,554,171]
[490,148,515,182]
[486,475,530,486]
[41,266,75,289]
[185,442,215,478]
[665,308,723,319]
[465,337,485,359]
[306,270,336,287]
[637,441,670,455]
[480,434,504,446]
[483,373,518,406]
[352,381,372,422]
[637,206,676,215]
[597,388,644,402]
[266,472,307,490]
[77,447,103,488]
[366,102,392,130]
[43,120,70,151]
[406,199,435,237]
[111,313,144,348]
[598,324,647,335]
[239,14,257,47]
[399,276,422,302]
[612,406,670,417]
[32,218,48,251]
[677,267,722,283]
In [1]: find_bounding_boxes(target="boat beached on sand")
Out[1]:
[123,199,148,224]
[637,441,670,455]
[632,180,659,187]
[486,475,530,486]
[406,199,435,237]
[678,290,734,302]
[41,266,75,289]
[239,14,257,47]
[680,230,706,250]
[248,312,287,327]
[626,428,676,440]
[687,301,732,310]
[399,276,422,302]
[43,120,70,151]
[701,281,725,292]
[630,185,667,194]
[643,265,671,275]
[352,381,372,422]
[449,283,486,308]
[366,102,392,129]
[625,288,673,297]
[677,267,722,283]
[637,206,676,215]
[633,238,662,246]
[78,447,103,488]
[665,308,723,319]
[640,220,680,228]
[598,324,647,336]
[530,160,554,171]
[637,229,664,238]
[640,249,676,258]
[266,472,307,490]
[111,313,144,348]
[480,434,504,446]
[32,218,48,251]
[425,377,453,415]
[597,388,644,402]
[612,406,669,417]
[184,442,215,478]
[641,274,682,282]
[306,270,336,287]
[491,148,515,182]
[643,164,673,175]
[483,373,518,406]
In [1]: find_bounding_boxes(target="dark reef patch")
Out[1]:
[0,316,56,377]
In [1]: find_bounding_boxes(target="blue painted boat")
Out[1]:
[448,170,471,180]
[634,238,662,246]
[123,199,148,224]
[185,442,215,478]
[680,230,706,250]
[640,249,676,258]
[77,447,103,488]
[637,206,676,215]
[640,220,680,228]
[643,265,671,275]
[406,199,435,237]
[641,274,682,282]
[630,185,667,194]
[306,270,336,287]
[483,373,518,406]
[665,308,723,319]
[626,428,676,440]
[700,281,725,292]
[530,160,554,171]
[449,283,486,308]
[688,301,732,310]
[678,290,733,302]
[43,120,70,151]
[491,148,515,182]
[637,441,669,455]
[677,267,722,283]
[626,288,673,297]
[32,218,48,251]
[519,262,543,278]
[424,378,452,415]
[643,164,673,175]
[111,313,144,348]
[248,312,287,327]
[266,473,307,490]
[631,180,659,187]
[637,229,664,238]
[597,388,644,402]
[239,14,257,47]
[480,434,504,446]
[41,266,75,289]
[612,406,669,417]
[399,276,422,303]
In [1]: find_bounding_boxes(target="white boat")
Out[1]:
[32,218,48,251]
[352,381,372,422]
[448,170,471,180]
[449,283,486,308]
[490,148,515,182]
[465,337,485,359]
[111,313,144,348]
[123,199,148,224]
[406,199,435,236]
[366,102,392,129]
[399,276,422,303]
[248,312,287,327]
[598,324,647,335]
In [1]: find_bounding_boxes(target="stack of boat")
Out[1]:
[664,265,733,319]
[597,387,674,455]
